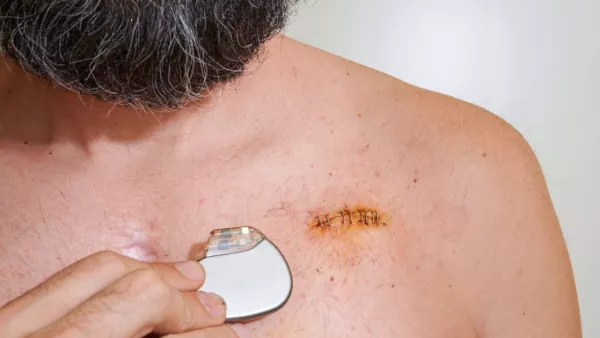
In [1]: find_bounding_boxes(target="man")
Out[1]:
[0,0,581,337]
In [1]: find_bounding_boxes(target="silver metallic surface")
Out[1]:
[199,239,293,322]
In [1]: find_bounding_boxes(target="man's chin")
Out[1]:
[0,0,296,109]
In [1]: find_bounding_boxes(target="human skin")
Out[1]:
[0,36,581,337]
[0,251,239,337]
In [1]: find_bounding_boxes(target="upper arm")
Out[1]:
[448,110,581,337]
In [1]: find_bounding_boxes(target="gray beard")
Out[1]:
[0,0,297,109]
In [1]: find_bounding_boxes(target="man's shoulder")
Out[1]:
[274,37,579,336]
[277,37,546,230]
[274,37,525,159]
[269,39,543,208]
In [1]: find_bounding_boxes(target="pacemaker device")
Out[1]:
[198,227,293,322]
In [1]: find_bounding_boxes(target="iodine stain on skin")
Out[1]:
[303,205,393,267]
[308,204,390,229]
[291,207,406,285]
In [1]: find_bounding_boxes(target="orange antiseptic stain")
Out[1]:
[304,205,393,268]
[306,205,390,238]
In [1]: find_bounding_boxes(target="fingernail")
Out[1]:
[198,292,226,318]
[175,261,205,281]
[230,324,252,338]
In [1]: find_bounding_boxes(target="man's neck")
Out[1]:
[0,58,250,155]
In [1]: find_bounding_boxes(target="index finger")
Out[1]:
[1,251,205,337]
[30,269,226,338]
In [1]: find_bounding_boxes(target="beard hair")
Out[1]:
[0,0,297,109]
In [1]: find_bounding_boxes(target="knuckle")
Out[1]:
[88,250,129,274]
[35,271,68,298]
[128,269,172,304]
[174,298,197,331]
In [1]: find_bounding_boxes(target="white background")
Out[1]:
[286,0,599,336]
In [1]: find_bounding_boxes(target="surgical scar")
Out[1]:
[304,206,393,263]
[307,206,390,234]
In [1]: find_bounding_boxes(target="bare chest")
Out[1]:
[0,158,475,337]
